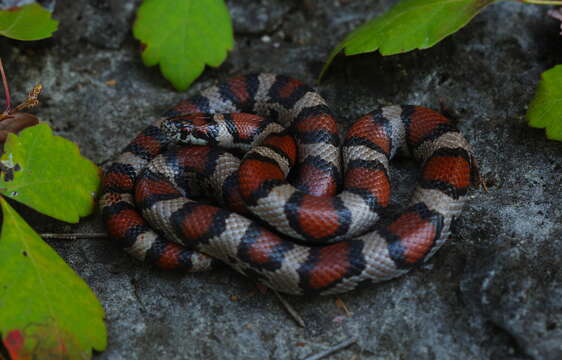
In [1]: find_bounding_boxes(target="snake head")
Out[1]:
[160,113,218,145]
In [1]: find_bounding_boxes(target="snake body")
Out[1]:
[100,73,477,295]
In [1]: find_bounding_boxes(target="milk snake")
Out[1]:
[100,73,478,295]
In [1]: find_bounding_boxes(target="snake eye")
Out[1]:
[179,130,189,141]
[161,118,193,141]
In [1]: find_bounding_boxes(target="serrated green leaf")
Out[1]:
[321,0,500,78]
[133,0,234,91]
[0,3,58,40]
[0,197,106,359]
[0,123,100,223]
[527,65,562,141]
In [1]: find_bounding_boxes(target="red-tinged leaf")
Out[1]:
[2,322,84,360]
[3,330,25,360]
[0,198,107,359]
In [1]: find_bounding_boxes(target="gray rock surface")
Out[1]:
[1,0,560,359]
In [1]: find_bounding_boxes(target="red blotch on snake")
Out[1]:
[344,167,390,207]
[423,155,471,190]
[307,242,354,289]
[387,212,438,264]
[297,195,342,240]
[407,108,449,145]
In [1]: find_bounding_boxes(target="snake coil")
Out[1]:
[100,73,478,295]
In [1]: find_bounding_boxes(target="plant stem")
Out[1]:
[520,0,562,5]
[303,338,358,360]
[0,59,11,113]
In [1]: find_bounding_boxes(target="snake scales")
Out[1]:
[100,73,478,295]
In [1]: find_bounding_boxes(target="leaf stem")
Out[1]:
[520,0,562,5]
[0,58,11,113]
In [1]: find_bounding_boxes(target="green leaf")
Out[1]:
[321,0,499,78]
[527,65,562,141]
[0,197,106,359]
[0,3,58,40]
[133,0,234,91]
[0,123,100,223]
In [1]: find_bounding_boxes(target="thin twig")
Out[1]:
[303,337,358,360]
[40,233,108,240]
[520,0,562,5]
[272,289,305,327]
[478,173,489,192]
[0,58,11,113]
[335,297,352,317]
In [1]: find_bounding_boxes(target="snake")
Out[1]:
[100,73,478,295]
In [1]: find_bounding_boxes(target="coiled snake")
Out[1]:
[100,73,478,295]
